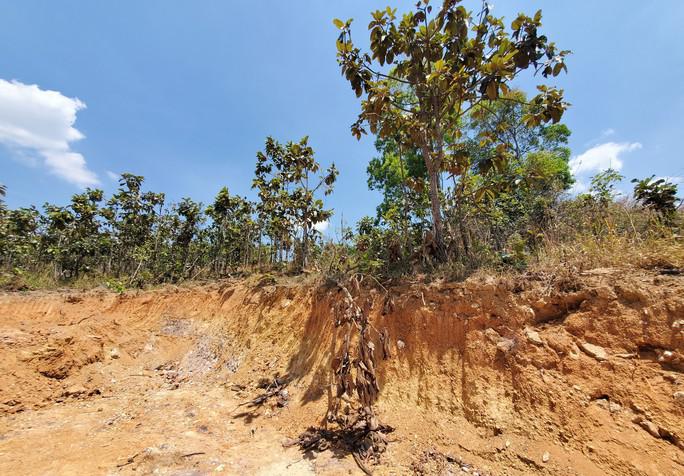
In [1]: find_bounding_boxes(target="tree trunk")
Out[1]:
[301,224,309,271]
[423,149,447,262]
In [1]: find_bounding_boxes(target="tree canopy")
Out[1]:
[335,0,570,258]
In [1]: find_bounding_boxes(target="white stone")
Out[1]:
[497,338,515,353]
[525,328,544,346]
[674,391,684,405]
[580,342,608,361]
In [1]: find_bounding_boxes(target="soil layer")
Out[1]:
[1,268,684,475]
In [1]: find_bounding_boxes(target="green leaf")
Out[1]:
[333,18,345,29]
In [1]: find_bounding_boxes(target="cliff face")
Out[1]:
[1,268,683,474]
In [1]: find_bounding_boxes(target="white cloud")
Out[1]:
[656,176,683,184]
[569,142,642,175]
[106,170,119,182]
[569,180,589,195]
[0,79,99,187]
[313,220,329,233]
[601,128,615,137]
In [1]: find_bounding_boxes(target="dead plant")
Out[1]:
[288,275,393,474]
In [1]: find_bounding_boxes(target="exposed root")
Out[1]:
[231,374,290,413]
[285,423,395,475]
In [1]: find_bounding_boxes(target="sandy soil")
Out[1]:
[1,268,683,475]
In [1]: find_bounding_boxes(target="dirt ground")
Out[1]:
[1,268,684,475]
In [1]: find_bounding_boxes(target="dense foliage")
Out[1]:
[1,1,681,290]
[335,0,569,259]
[0,139,337,289]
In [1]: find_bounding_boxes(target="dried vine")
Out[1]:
[290,276,393,474]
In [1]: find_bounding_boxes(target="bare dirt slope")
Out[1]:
[1,268,683,475]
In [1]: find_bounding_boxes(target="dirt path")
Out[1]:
[0,379,338,475]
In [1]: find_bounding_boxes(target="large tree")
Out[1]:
[335,0,569,259]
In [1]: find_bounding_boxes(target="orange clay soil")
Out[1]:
[1,268,683,475]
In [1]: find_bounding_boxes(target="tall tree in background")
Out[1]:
[368,135,429,227]
[335,0,569,259]
[104,173,165,277]
[40,203,74,279]
[206,187,256,275]
[463,91,573,249]
[1,207,40,270]
[68,189,105,276]
[253,137,337,270]
[169,197,204,280]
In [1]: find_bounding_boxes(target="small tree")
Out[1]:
[104,173,165,277]
[170,198,204,280]
[206,187,256,274]
[68,189,105,276]
[335,0,569,259]
[632,176,680,225]
[253,137,337,270]
[2,207,40,270]
[589,168,624,206]
[40,203,74,279]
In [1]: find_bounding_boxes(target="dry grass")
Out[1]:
[530,233,684,274]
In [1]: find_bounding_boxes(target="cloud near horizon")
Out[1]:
[569,141,642,175]
[0,79,99,188]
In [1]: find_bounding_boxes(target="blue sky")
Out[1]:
[1,1,683,233]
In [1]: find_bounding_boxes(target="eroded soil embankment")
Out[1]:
[1,269,684,475]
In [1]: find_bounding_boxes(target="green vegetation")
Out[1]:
[1,1,682,290]
[335,1,569,259]
[0,137,337,289]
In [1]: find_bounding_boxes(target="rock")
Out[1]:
[496,338,515,353]
[525,328,544,346]
[672,320,684,330]
[397,340,405,350]
[546,336,570,356]
[485,328,501,344]
[674,391,684,405]
[542,451,550,463]
[64,385,87,397]
[109,348,120,359]
[639,419,661,438]
[609,402,622,413]
[580,342,608,361]
[572,385,582,392]
[505,440,511,448]
[519,305,535,320]
[568,343,581,360]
